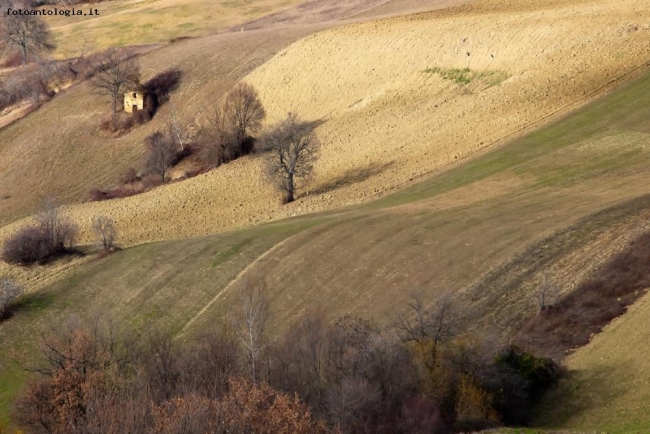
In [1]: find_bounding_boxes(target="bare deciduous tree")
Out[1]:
[145,131,178,183]
[325,377,381,433]
[90,48,141,114]
[225,82,266,146]
[201,100,237,166]
[140,329,181,401]
[92,215,116,251]
[263,113,320,203]
[35,198,78,251]
[0,276,22,320]
[168,102,187,151]
[3,4,55,65]
[535,273,558,312]
[394,293,463,369]
[232,277,269,384]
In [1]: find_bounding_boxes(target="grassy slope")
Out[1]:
[0,25,320,226]
[43,0,305,58]
[2,62,650,430]
[3,0,649,245]
[540,292,650,433]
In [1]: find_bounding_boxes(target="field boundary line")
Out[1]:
[176,232,301,337]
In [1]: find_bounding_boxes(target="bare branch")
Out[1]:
[92,215,117,251]
[90,48,141,114]
[263,113,320,203]
[3,5,55,65]
[232,276,270,384]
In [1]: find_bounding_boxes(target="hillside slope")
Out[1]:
[42,0,305,58]
[2,62,650,430]
[246,0,649,206]
[1,0,648,257]
[0,25,322,225]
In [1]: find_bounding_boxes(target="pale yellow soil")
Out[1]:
[1,0,649,288]
[0,102,35,130]
[247,0,650,211]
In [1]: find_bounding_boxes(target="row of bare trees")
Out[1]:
[13,280,560,433]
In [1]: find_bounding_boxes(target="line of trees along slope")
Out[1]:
[13,284,559,433]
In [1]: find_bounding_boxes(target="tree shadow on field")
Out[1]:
[536,361,632,429]
[310,161,395,196]
[144,68,183,113]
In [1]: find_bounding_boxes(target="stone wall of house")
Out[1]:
[124,92,144,113]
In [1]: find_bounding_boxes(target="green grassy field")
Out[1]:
[1,64,650,430]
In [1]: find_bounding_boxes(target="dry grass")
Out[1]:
[1,1,650,429]
[2,51,650,428]
[42,0,306,58]
[2,0,649,256]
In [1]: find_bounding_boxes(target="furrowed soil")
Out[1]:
[1,0,648,258]
[2,52,650,429]
[1,0,650,430]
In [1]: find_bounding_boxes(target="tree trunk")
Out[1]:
[111,94,117,114]
[286,173,295,203]
[21,44,27,65]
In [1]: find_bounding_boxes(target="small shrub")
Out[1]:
[425,66,508,87]
[89,188,110,201]
[0,276,23,320]
[98,112,134,136]
[2,202,79,265]
[132,107,152,124]
[2,226,51,265]
[454,375,499,431]
[491,345,560,425]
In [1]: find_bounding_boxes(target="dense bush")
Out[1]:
[490,345,560,426]
[2,226,52,265]
[2,203,78,265]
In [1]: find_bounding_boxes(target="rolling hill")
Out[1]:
[2,0,650,431]
[2,56,650,430]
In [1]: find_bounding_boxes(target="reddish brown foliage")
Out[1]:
[153,380,329,434]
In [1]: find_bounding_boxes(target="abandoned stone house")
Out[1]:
[124,90,144,113]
